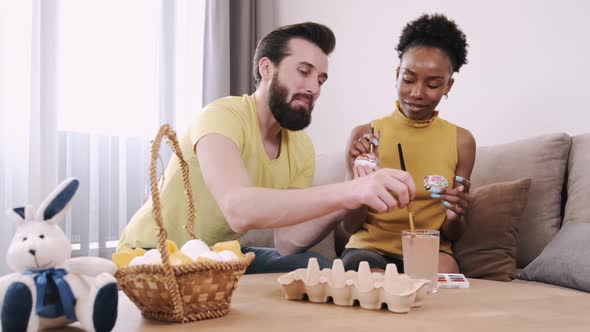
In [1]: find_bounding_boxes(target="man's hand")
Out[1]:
[345,168,416,213]
[353,164,379,178]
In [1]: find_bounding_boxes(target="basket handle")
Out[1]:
[149,124,197,319]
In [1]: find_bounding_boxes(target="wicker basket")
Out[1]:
[115,124,255,322]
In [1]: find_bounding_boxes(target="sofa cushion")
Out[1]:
[313,152,347,186]
[519,222,590,292]
[470,133,571,268]
[453,177,532,281]
[563,133,590,226]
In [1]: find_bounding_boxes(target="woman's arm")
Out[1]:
[341,123,373,235]
[441,126,476,241]
[345,123,373,179]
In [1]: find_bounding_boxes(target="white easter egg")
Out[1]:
[197,251,222,261]
[144,249,161,258]
[180,239,210,260]
[129,256,147,266]
[129,254,162,266]
[217,250,239,262]
[143,255,162,265]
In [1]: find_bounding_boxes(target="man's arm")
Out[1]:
[290,122,378,255]
[270,123,378,256]
[196,133,415,234]
[273,209,345,256]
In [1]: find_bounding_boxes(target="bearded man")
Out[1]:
[119,22,415,273]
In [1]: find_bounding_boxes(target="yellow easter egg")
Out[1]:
[117,246,134,253]
[212,240,245,259]
[132,247,147,257]
[112,251,135,268]
[165,240,179,254]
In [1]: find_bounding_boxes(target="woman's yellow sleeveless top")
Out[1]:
[346,102,458,258]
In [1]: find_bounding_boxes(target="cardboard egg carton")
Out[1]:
[277,258,430,313]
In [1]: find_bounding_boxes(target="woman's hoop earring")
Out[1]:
[444,93,449,100]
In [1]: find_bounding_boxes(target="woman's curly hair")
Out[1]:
[396,14,468,73]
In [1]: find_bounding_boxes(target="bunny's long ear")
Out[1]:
[6,205,34,224]
[7,207,25,223]
[36,178,80,224]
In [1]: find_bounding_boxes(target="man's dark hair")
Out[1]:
[252,22,336,86]
[396,14,468,73]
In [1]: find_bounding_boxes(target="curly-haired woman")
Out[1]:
[340,14,476,274]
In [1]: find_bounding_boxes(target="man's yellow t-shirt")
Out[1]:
[118,94,315,249]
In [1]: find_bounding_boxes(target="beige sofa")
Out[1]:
[106,133,589,331]
[241,132,590,293]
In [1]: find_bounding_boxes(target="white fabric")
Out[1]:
[0,0,206,274]
[0,0,49,274]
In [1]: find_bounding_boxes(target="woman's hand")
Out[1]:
[349,130,380,178]
[348,131,380,161]
[430,176,471,222]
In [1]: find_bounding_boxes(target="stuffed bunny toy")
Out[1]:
[0,178,118,332]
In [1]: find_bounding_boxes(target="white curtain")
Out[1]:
[0,0,205,274]
[0,0,37,274]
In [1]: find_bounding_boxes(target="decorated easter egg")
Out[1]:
[423,175,449,191]
[354,153,379,169]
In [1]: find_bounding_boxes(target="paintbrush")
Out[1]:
[397,143,415,234]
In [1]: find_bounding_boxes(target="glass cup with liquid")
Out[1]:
[401,229,440,293]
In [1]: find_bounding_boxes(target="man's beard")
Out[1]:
[268,73,313,131]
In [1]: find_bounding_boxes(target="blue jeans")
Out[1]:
[341,248,404,272]
[341,248,462,273]
[241,247,332,274]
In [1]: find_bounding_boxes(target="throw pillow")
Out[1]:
[470,133,570,268]
[453,177,533,281]
[519,222,590,292]
[563,133,590,225]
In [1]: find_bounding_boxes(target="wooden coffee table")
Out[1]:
[66,273,589,331]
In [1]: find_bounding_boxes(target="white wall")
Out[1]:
[262,0,590,162]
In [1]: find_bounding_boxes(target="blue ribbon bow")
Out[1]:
[23,268,77,321]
